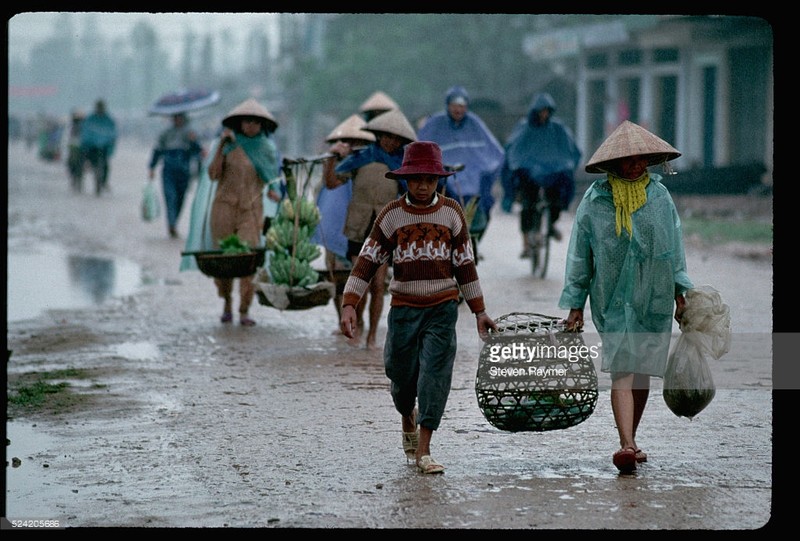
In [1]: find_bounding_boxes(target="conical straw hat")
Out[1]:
[358,91,399,114]
[585,120,680,173]
[222,98,279,133]
[325,114,376,143]
[364,109,417,143]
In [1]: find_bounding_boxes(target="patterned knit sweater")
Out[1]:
[342,194,486,314]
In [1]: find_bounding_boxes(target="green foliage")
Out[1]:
[682,217,772,244]
[7,367,100,414]
[218,234,251,254]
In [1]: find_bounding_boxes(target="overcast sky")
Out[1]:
[8,12,280,66]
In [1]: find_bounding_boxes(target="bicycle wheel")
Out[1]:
[530,202,551,279]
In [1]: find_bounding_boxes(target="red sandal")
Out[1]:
[613,447,637,472]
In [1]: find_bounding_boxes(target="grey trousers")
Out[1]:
[383,301,458,431]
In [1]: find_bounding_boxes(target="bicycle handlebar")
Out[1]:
[444,163,465,173]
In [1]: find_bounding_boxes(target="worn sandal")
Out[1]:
[416,455,445,474]
[240,316,256,327]
[403,430,419,462]
[402,407,419,462]
[220,311,233,324]
[613,447,637,472]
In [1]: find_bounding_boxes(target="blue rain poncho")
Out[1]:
[501,93,581,209]
[80,111,117,153]
[309,181,352,259]
[558,174,693,376]
[417,87,504,215]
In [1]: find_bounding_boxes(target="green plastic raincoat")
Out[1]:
[558,173,693,376]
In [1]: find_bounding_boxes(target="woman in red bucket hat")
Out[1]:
[340,141,498,474]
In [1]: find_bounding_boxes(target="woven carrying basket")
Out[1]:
[475,312,598,432]
[185,248,266,279]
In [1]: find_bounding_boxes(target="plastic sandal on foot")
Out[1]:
[613,447,637,472]
[402,408,419,462]
[220,312,233,324]
[416,455,445,474]
[240,316,256,327]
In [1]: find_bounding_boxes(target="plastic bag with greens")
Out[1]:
[663,285,731,419]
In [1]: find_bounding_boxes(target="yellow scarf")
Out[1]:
[607,172,649,236]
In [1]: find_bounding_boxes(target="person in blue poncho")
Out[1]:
[559,120,693,473]
[500,92,581,257]
[80,99,117,196]
[325,108,417,350]
[417,86,504,249]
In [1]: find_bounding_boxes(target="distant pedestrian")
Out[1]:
[148,113,205,238]
[341,141,498,474]
[327,108,417,350]
[559,120,693,473]
[312,113,376,328]
[66,109,86,191]
[80,99,118,196]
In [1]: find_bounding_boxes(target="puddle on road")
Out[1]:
[7,241,142,322]
[113,341,160,360]
[5,421,76,520]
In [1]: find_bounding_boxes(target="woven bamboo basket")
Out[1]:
[183,248,266,279]
[475,312,598,432]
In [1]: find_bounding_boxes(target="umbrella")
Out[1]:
[148,88,221,116]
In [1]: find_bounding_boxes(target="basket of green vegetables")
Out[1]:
[183,234,266,279]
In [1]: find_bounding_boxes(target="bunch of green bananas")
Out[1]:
[278,198,320,229]
[265,196,323,287]
[269,249,319,287]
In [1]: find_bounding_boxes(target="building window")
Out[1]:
[588,79,607,153]
[587,53,608,69]
[618,77,641,125]
[618,49,642,66]
[653,48,679,63]
[654,75,678,147]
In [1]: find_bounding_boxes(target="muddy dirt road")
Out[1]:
[5,138,779,529]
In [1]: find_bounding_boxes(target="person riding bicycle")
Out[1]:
[500,92,581,258]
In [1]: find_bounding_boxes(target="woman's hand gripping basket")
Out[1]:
[475,313,598,432]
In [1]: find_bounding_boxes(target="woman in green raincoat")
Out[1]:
[559,121,693,473]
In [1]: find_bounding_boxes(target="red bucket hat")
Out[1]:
[385,141,455,179]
